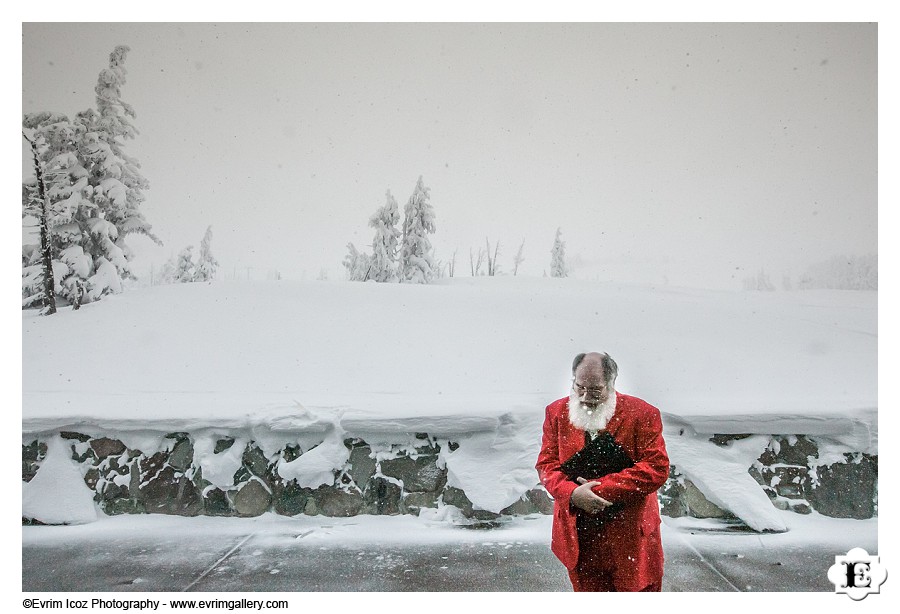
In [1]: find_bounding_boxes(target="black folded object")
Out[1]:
[560,431,634,482]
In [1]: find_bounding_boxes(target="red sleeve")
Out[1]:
[592,408,669,504]
[535,403,578,507]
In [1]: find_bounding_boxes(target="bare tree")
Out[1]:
[448,248,457,278]
[485,237,502,276]
[512,237,525,276]
[469,246,486,276]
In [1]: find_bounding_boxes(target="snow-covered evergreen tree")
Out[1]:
[21,45,159,308]
[343,242,373,281]
[194,225,219,282]
[173,246,196,283]
[368,190,401,282]
[742,268,776,291]
[797,254,877,290]
[399,176,437,284]
[550,227,568,278]
[158,256,177,285]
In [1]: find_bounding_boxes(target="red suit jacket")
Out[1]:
[536,392,669,590]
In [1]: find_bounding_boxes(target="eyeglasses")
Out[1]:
[572,381,606,396]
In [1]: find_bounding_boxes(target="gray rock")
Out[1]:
[682,479,730,518]
[765,465,809,500]
[70,441,95,464]
[83,468,101,492]
[776,435,819,466]
[471,509,501,521]
[233,466,252,485]
[102,498,145,515]
[214,437,235,454]
[282,444,302,463]
[314,487,364,517]
[788,500,812,515]
[242,444,271,480]
[90,437,127,459]
[203,487,233,516]
[22,440,46,483]
[139,452,168,478]
[168,438,194,472]
[659,467,696,518]
[22,440,46,463]
[441,486,474,516]
[772,497,791,511]
[526,487,555,515]
[400,491,439,515]
[807,453,877,519]
[659,473,689,518]
[748,465,766,486]
[60,431,90,442]
[129,460,141,496]
[273,481,312,516]
[500,496,539,516]
[138,466,203,516]
[99,480,129,502]
[363,477,402,515]
[233,479,272,517]
[759,435,818,466]
[380,455,446,493]
[348,445,376,487]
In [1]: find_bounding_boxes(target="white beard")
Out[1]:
[568,391,617,433]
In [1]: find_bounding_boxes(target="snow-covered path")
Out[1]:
[23,511,876,592]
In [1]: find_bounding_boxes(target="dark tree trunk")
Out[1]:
[24,132,56,315]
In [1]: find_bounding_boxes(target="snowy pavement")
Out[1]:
[22,511,876,592]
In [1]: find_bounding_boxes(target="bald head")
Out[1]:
[571,352,617,410]
[572,352,618,386]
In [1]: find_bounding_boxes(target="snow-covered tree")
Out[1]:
[797,254,877,290]
[173,246,196,283]
[399,176,437,284]
[21,45,160,308]
[343,242,372,281]
[742,268,776,291]
[550,227,568,278]
[368,190,401,282]
[158,256,177,285]
[194,225,219,282]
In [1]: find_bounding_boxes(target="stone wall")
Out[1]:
[658,434,877,521]
[22,431,876,525]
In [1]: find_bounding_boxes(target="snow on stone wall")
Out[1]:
[22,422,877,530]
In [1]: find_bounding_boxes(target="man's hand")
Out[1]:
[571,477,613,514]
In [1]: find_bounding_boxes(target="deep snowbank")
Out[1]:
[22,278,877,530]
[22,278,876,424]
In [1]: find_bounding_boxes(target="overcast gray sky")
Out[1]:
[21,22,876,288]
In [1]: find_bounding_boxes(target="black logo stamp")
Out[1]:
[828,548,887,600]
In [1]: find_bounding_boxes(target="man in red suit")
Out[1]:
[536,352,670,591]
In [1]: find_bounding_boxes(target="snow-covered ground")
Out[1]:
[22,510,878,595]
[22,277,876,425]
[22,278,877,529]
